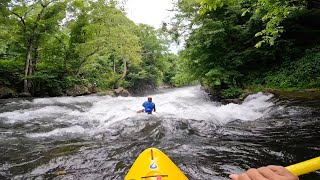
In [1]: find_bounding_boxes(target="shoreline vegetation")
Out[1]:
[2,85,320,104]
[169,0,320,100]
[203,85,320,104]
[1,0,319,101]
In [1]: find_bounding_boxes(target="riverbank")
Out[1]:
[2,85,320,103]
[0,86,131,99]
[219,87,320,104]
[246,86,320,100]
[0,83,172,99]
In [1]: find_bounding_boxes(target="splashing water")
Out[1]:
[0,86,319,179]
[1,86,273,138]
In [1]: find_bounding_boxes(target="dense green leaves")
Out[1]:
[172,0,320,98]
[2,0,319,98]
[0,0,177,96]
[126,24,175,94]
[198,0,306,47]
[264,47,320,88]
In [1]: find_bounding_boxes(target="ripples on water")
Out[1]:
[0,86,319,179]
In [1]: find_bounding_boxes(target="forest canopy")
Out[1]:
[171,0,320,98]
[0,0,177,97]
[0,0,319,99]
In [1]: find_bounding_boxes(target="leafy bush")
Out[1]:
[221,86,242,98]
[0,59,23,86]
[265,47,320,88]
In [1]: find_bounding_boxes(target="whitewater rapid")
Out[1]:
[1,86,320,180]
[0,86,274,139]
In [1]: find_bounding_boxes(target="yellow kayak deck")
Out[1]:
[125,148,320,179]
[125,148,188,180]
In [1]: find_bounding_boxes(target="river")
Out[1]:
[0,86,319,180]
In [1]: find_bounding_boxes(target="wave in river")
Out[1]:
[0,86,274,138]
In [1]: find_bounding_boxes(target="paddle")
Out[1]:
[286,156,320,176]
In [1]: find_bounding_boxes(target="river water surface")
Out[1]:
[0,86,319,180]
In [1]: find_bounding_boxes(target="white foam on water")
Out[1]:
[0,106,75,124]
[32,95,103,104]
[152,87,273,123]
[26,125,86,138]
[210,92,274,122]
[5,95,103,106]
[0,86,274,138]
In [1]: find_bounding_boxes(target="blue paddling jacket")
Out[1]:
[142,101,156,114]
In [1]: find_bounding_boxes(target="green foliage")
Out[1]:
[163,54,180,84]
[265,48,320,88]
[172,0,246,91]
[171,54,198,86]
[126,24,173,94]
[2,0,318,99]
[198,0,307,47]
[221,86,242,98]
[0,0,178,96]
[172,0,320,99]
[0,59,23,86]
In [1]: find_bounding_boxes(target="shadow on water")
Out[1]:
[0,87,319,180]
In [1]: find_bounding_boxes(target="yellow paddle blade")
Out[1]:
[286,156,320,176]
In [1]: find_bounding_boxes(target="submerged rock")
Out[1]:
[0,87,18,98]
[66,85,89,96]
[113,87,131,97]
[96,91,115,97]
[18,92,31,97]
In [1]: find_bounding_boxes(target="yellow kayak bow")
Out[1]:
[125,147,320,179]
[124,148,188,180]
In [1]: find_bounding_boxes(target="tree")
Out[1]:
[4,0,68,94]
[126,24,172,94]
[172,0,320,98]
[64,0,141,89]
[198,0,306,47]
[0,0,181,97]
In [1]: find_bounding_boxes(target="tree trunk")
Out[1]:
[75,48,100,76]
[24,42,33,93]
[113,57,128,89]
[121,57,127,79]
[23,7,47,93]
[33,39,39,72]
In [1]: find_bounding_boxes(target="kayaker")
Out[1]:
[138,97,156,114]
[229,165,299,180]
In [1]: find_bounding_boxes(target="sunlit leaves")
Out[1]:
[127,24,171,89]
[198,0,307,47]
